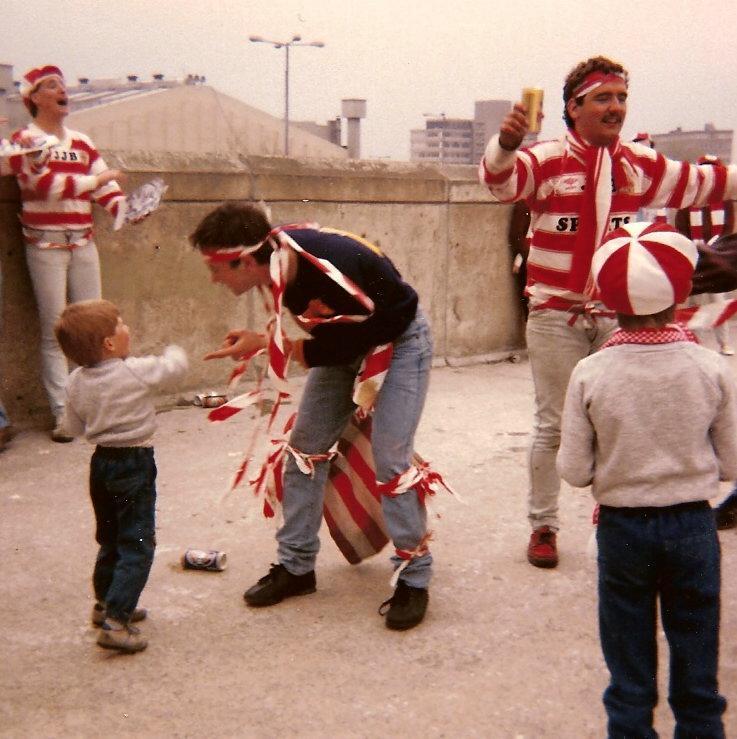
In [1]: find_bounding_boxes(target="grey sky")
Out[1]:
[5,0,736,160]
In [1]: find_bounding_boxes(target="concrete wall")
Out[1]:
[0,153,521,427]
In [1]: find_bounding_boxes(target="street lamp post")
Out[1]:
[249,34,325,157]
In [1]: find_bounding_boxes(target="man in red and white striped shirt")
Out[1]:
[479,55,737,568]
[0,65,126,440]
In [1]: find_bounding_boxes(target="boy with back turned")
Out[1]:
[557,222,736,737]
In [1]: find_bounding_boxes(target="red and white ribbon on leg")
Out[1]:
[390,533,433,587]
[250,413,336,519]
[376,458,459,504]
[377,457,458,584]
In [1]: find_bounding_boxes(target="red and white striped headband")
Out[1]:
[570,71,626,100]
[20,65,64,99]
[202,232,279,264]
[202,223,321,264]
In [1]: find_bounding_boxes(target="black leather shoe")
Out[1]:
[715,494,737,530]
[379,580,428,631]
[243,563,316,607]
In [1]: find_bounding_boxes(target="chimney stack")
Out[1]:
[341,99,366,159]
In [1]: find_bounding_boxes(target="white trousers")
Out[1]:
[525,308,617,530]
[25,241,102,418]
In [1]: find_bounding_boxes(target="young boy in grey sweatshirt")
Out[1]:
[55,299,187,653]
[557,222,737,738]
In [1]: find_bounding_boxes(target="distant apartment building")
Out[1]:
[410,117,474,164]
[410,99,536,164]
[652,123,732,164]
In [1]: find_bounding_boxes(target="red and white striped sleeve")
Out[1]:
[82,134,125,216]
[478,133,539,203]
[644,153,736,211]
[15,167,99,201]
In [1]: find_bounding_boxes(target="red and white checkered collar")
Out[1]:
[602,324,698,348]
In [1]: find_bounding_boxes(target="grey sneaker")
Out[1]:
[91,602,147,627]
[97,619,147,653]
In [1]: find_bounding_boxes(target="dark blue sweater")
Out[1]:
[282,228,419,366]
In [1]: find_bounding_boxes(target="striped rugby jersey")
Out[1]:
[4,122,123,238]
[480,134,737,309]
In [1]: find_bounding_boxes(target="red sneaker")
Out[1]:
[527,526,558,568]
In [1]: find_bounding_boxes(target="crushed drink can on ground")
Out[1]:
[182,549,227,572]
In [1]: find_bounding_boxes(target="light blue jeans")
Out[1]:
[25,240,102,418]
[526,308,617,530]
[278,310,434,588]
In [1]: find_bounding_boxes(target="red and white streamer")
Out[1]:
[376,457,458,504]
[353,343,393,417]
[676,299,737,330]
[391,533,433,587]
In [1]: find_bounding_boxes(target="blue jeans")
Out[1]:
[25,240,102,418]
[525,308,616,530]
[597,503,725,738]
[89,446,157,623]
[278,310,434,588]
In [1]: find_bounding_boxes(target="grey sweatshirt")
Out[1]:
[61,345,188,447]
[557,341,737,507]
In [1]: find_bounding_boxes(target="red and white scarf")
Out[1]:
[565,129,636,295]
[565,70,632,296]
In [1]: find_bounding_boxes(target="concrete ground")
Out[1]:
[2,357,737,738]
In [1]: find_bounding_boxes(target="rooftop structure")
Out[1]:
[652,123,733,164]
[0,65,355,159]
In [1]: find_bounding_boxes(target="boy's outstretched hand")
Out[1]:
[204,329,267,361]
